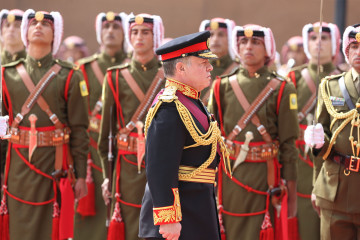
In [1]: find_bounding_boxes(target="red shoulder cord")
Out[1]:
[276,81,287,115]
[288,71,297,88]
[107,70,125,128]
[64,69,74,103]
[213,77,226,136]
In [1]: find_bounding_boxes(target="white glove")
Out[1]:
[0,116,9,137]
[304,123,324,149]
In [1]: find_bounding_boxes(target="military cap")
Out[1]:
[156,31,218,62]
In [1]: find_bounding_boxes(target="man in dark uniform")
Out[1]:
[99,13,164,240]
[287,21,341,240]
[0,9,26,64]
[305,23,360,240]
[208,24,298,240]
[139,30,229,240]
[73,11,128,240]
[198,17,238,104]
[0,9,88,240]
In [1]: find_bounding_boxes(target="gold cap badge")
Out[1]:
[210,21,219,30]
[356,32,360,43]
[313,26,320,33]
[206,38,210,48]
[7,14,15,23]
[35,12,44,22]
[289,44,298,51]
[106,11,115,21]
[244,28,253,38]
[135,15,144,25]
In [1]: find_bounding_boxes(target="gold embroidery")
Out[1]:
[153,188,182,225]
[165,78,199,99]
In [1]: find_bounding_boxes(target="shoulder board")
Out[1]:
[289,63,307,73]
[158,85,178,102]
[54,59,78,70]
[77,54,99,65]
[2,58,24,68]
[271,71,286,81]
[107,62,130,71]
[324,72,346,81]
[221,66,240,79]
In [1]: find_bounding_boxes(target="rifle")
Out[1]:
[106,107,114,228]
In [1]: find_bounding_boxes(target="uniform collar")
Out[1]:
[26,52,54,68]
[309,62,335,73]
[100,50,126,64]
[352,68,359,82]
[165,78,200,99]
[131,56,158,72]
[210,54,232,68]
[240,65,268,78]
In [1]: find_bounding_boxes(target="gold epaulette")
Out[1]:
[107,62,129,72]
[158,85,178,102]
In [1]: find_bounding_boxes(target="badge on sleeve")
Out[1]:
[79,80,89,97]
[289,93,297,110]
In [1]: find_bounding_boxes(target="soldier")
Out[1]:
[277,36,307,76]
[304,23,360,240]
[208,24,299,240]
[73,11,128,240]
[56,35,89,63]
[0,9,89,240]
[287,22,341,240]
[139,31,229,240]
[198,18,238,104]
[0,9,26,64]
[99,13,164,239]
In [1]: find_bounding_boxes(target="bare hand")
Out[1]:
[74,178,87,200]
[311,193,320,217]
[287,180,297,218]
[101,178,111,205]
[159,222,181,240]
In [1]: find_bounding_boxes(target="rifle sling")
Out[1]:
[121,68,145,102]
[120,68,164,136]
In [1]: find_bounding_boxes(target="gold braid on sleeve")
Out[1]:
[320,78,359,160]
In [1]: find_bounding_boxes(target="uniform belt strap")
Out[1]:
[120,68,164,136]
[120,68,145,102]
[15,63,63,129]
[339,76,355,110]
[228,75,273,143]
[90,60,105,86]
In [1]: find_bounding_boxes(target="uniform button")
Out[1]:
[215,167,218,173]
[214,182,217,187]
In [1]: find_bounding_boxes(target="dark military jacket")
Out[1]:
[1,49,26,65]
[208,65,298,240]
[98,56,163,240]
[139,81,221,240]
[314,69,360,213]
[2,53,89,240]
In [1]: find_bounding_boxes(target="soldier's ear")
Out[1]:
[175,61,185,73]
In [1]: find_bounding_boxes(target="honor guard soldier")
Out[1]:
[73,11,128,240]
[56,35,89,63]
[198,18,238,105]
[287,22,341,240]
[99,13,165,239]
[277,36,307,76]
[305,23,360,240]
[0,9,89,240]
[0,9,26,64]
[208,24,299,240]
[139,30,230,240]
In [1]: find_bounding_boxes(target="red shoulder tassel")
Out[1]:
[76,158,96,216]
[107,202,125,240]
[259,211,274,240]
[52,202,60,240]
[218,206,226,240]
[287,217,300,240]
[0,193,9,240]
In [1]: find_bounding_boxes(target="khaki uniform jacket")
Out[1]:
[2,53,89,240]
[289,62,337,240]
[73,51,127,240]
[314,70,360,213]
[98,56,162,240]
[1,49,26,65]
[208,66,299,240]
